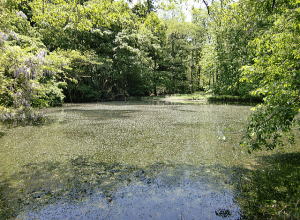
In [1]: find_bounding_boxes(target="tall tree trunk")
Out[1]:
[154,58,157,96]
[198,67,201,89]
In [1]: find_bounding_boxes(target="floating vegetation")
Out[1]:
[0,102,299,219]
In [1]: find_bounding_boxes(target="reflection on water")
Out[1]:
[18,163,240,220]
[18,183,239,220]
[63,109,139,121]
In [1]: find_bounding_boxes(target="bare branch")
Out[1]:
[202,0,210,15]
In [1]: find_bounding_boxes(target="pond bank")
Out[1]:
[129,92,262,105]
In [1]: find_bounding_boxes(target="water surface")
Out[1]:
[0,102,294,219]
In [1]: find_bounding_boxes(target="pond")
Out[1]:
[0,102,298,219]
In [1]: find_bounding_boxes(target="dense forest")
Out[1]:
[0,0,300,219]
[0,0,299,147]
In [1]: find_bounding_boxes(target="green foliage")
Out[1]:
[0,36,68,109]
[241,3,300,150]
[0,1,300,219]
[0,0,208,106]
[0,0,299,152]
[195,0,299,151]
[0,2,94,124]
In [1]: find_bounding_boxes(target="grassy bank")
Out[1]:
[237,152,300,219]
[130,92,262,105]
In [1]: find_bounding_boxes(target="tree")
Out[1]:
[241,2,300,150]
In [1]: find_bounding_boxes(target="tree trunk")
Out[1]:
[272,0,276,11]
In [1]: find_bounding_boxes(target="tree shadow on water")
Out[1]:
[64,109,139,120]
[0,130,5,138]
[0,156,241,219]
[2,152,299,219]
[53,109,140,125]
[0,180,14,219]
[235,152,300,219]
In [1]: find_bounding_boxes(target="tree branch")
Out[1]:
[202,0,210,15]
